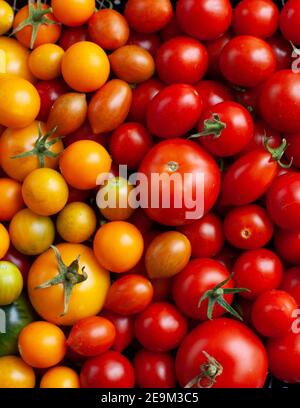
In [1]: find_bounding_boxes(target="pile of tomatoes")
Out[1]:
[1,0,300,389]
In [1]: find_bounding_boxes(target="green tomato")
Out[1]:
[0,261,23,306]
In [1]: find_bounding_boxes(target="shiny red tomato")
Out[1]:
[281,266,300,305]
[274,228,300,265]
[194,80,233,112]
[239,120,281,156]
[128,31,161,58]
[100,310,135,353]
[204,31,233,79]
[279,0,300,44]
[266,33,293,70]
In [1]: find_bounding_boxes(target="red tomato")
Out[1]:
[239,120,281,156]
[204,31,233,79]
[233,84,263,115]
[268,33,293,70]
[279,0,300,44]
[274,228,300,265]
[134,349,176,388]
[194,80,233,112]
[36,79,69,122]
[135,302,188,352]
[232,248,283,299]
[64,121,109,148]
[128,31,161,58]
[214,244,240,270]
[176,318,268,388]
[59,26,90,50]
[128,209,153,235]
[80,351,135,388]
[160,13,183,42]
[281,267,300,305]
[100,310,135,353]
[286,133,300,169]
[151,277,173,302]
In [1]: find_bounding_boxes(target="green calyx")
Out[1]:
[35,246,88,316]
[198,274,250,321]
[96,0,113,10]
[264,136,293,169]
[189,114,226,139]
[185,351,223,389]
[11,123,62,168]
[11,0,60,49]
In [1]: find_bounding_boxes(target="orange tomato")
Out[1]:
[60,140,112,190]
[18,321,67,368]
[62,41,110,92]
[0,356,35,388]
[0,223,9,259]
[52,0,95,27]
[29,44,64,80]
[93,221,144,273]
[40,366,80,388]
[0,178,24,221]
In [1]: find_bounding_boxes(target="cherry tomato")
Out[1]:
[268,33,293,70]
[0,356,35,388]
[100,310,135,352]
[239,120,281,156]
[281,266,300,305]
[160,13,184,42]
[64,121,109,148]
[28,44,64,81]
[275,228,300,264]
[0,261,23,306]
[59,26,90,50]
[3,246,31,283]
[0,178,24,221]
[204,31,233,79]
[52,0,95,27]
[286,133,300,169]
[40,366,80,388]
[36,79,69,122]
[0,0,13,35]
[194,80,233,112]
[127,30,161,58]
[279,0,300,44]
[128,208,153,234]
[151,277,173,302]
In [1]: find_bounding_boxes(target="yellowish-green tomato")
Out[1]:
[0,261,23,306]
[0,1,14,36]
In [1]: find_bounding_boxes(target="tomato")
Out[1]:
[64,121,109,148]
[259,70,300,133]
[127,31,161,58]
[139,139,221,226]
[56,202,96,243]
[156,36,208,84]
[0,261,23,307]
[0,75,40,129]
[135,302,188,352]
[62,41,110,92]
[178,213,224,258]
[105,274,153,315]
[286,133,300,169]
[224,204,274,250]
[28,243,110,325]
[232,248,283,299]
[128,78,163,124]
[274,228,300,265]
[267,172,300,231]
[93,221,144,273]
[280,0,300,44]
[193,101,253,157]
[88,79,132,134]
[0,1,13,35]
[88,9,129,50]
[214,244,239,270]
[13,1,61,49]
[176,318,267,388]
[124,0,172,34]
[252,290,297,338]
[204,31,233,79]
[151,277,173,302]
[0,121,63,182]
[220,35,275,87]
[29,44,64,81]
[239,120,281,156]
[52,0,95,27]
[109,45,155,84]
[100,310,135,352]
[18,321,66,368]
[134,349,176,388]
[0,178,24,221]
[0,223,9,259]
[233,83,263,114]
[268,33,293,70]
[0,356,35,388]
[80,351,135,388]
[59,26,90,50]
[40,366,80,388]
[3,246,31,283]
[36,79,69,122]
[59,140,112,190]
[9,208,55,255]
[160,13,184,42]
[145,231,191,279]
[176,0,232,41]
[146,84,203,139]
[128,208,153,234]
[233,0,279,38]
[194,80,233,112]
[281,266,300,305]
[22,168,69,216]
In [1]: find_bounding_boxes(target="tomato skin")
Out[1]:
[127,31,161,58]
[176,0,232,41]
[224,204,274,250]
[204,31,233,79]
[194,80,234,112]
[0,178,24,221]
[285,133,300,169]
[0,1,13,35]
[59,26,90,50]
[40,366,80,388]
[52,0,95,27]
[100,310,135,352]
[80,351,135,388]
[232,248,283,299]
[176,318,268,388]
[135,302,188,352]
[36,79,69,122]
[239,120,281,156]
[0,261,23,306]
[274,228,300,265]
[268,34,293,70]
[279,0,300,44]
[155,36,208,85]
[160,13,184,42]
[29,44,64,81]
[0,356,35,388]
[146,84,203,139]
[3,246,31,283]
[281,267,300,305]
[134,350,176,388]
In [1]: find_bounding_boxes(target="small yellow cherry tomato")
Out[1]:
[0,261,23,306]
[0,223,9,259]
[0,1,14,35]
[0,356,35,388]
[29,44,64,80]
[40,366,80,388]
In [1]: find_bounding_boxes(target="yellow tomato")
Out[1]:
[0,223,9,259]
[40,366,80,388]
[0,356,35,388]
[0,2,14,35]
[29,44,64,80]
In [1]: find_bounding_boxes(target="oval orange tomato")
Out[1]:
[0,356,35,388]
[0,178,24,221]
[29,43,64,80]
[40,366,80,388]
[52,0,95,27]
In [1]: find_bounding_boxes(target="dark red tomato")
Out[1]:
[135,302,188,352]
[233,84,263,115]
[176,0,232,41]
[281,267,300,305]
[285,133,300,169]
[67,185,89,204]
[128,78,163,124]
[178,213,224,258]
[268,33,293,70]
[100,310,135,353]
[109,122,153,170]
[155,36,208,85]
[151,277,173,302]
[232,0,279,38]
[267,331,300,383]
[128,208,153,234]
[214,244,240,270]
[138,139,221,226]
[280,0,300,44]
[224,204,274,250]
[36,79,69,122]
[80,351,135,388]
[176,318,268,388]
[128,31,161,58]
[274,228,300,265]
[64,121,109,148]
[3,245,31,284]
[105,274,153,315]
[259,70,300,133]
[232,248,283,299]
[172,258,234,320]
[160,13,183,42]
[67,316,116,357]
[134,349,176,388]
[59,26,90,50]
[220,35,276,87]
[146,84,203,139]
[252,290,297,338]
[124,0,172,34]
[204,31,233,79]
[194,101,253,157]
[266,172,300,231]
[239,120,281,156]
[194,80,233,113]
